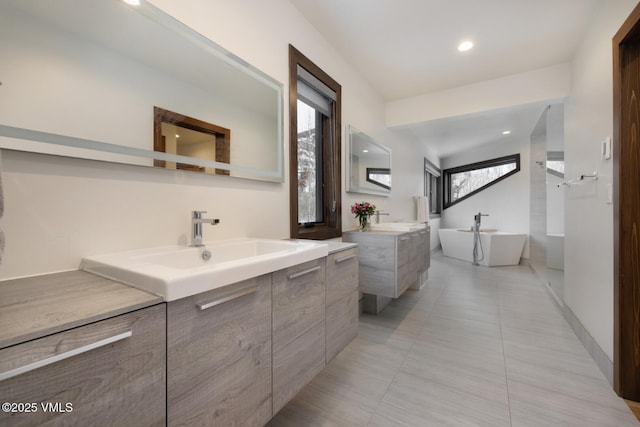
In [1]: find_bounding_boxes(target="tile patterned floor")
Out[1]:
[267,252,638,426]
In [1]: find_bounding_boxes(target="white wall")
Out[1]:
[439,137,531,257]
[0,0,424,280]
[564,0,638,362]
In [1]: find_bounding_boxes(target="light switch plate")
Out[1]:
[602,137,612,160]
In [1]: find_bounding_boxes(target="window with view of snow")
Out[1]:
[289,45,342,239]
[443,154,520,208]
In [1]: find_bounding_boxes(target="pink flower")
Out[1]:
[350,201,376,219]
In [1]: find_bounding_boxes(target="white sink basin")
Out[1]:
[80,238,328,301]
[369,222,427,232]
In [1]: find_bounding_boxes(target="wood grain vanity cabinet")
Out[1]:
[343,228,430,299]
[417,228,430,272]
[1,253,358,426]
[325,247,359,362]
[272,258,326,414]
[167,275,272,427]
[0,304,166,427]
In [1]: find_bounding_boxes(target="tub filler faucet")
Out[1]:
[191,210,220,247]
[473,212,489,266]
[473,212,489,232]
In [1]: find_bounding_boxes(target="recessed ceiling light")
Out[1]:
[122,0,141,6]
[176,134,180,138]
[363,149,369,153]
[502,130,511,135]
[458,40,474,52]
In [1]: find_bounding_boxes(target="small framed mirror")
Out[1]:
[154,107,230,175]
[347,125,391,196]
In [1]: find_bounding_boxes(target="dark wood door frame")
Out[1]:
[613,1,640,399]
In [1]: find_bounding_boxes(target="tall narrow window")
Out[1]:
[443,154,520,208]
[289,45,341,239]
[424,158,441,217]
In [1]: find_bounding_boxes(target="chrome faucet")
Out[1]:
[191,210,220,247]
[473,212,489,232]
[472,212,489,266]
[375,210,390,224]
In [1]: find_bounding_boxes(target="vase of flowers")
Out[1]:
[351,201,376,231]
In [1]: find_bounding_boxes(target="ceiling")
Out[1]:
[289,0,600,159]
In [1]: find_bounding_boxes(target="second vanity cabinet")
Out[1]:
[343,228,430,299]
[167,275,273,427]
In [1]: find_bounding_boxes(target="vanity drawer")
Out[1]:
[397,257,414,297]
[416,229,429,271]
[272,258,326,414]
[167,275,272,427]
[0,304,166,427]
[326,247,359,362]
[397,233,411,266]
[326,291,359,362]
[272,258,326,351]
[272,320,325,414]
[326,247,359,305]
[355,234,395,271]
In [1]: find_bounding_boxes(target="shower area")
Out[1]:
[529,104,565,304]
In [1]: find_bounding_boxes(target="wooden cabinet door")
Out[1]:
[272,258,326,351]
[0,304,166,427]
[417,229,429,272]
[167,275,272,427]
[326,248,359,362]
[326,248,359,305]
[346,232,396,297]
[426,229,431,269]
[396,234,413,297]
[272,258,326,413]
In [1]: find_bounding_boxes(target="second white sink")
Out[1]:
[81,238,328,301]
[369,222,427,232]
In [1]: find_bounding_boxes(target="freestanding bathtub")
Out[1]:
[438,228,527,266]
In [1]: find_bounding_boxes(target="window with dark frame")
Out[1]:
[289,45,342,239]
[443,153,521,209]
[424,158,441,218]
[366,167,391,190]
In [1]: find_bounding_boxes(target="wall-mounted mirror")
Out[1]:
[154,107,231,175]
[347,126,391,196]
[0,0,283,182]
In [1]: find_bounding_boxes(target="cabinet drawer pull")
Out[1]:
[400,236,410,241]
[0,331,132,382]
[197,286,259,311]
[335,254,357,264]
[287,266,321,280]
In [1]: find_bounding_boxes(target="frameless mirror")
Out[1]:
[347,126,391,196]
[0,0,283,182]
